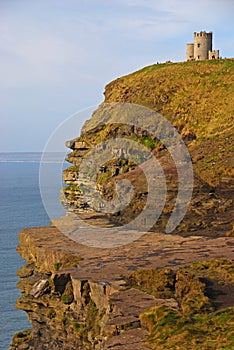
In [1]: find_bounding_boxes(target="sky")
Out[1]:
[0,0,234,152]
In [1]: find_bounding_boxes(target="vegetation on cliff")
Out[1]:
[63,59,233,236]
[12,223,234,349]
[126,259,234,349]
[84,59,234,185]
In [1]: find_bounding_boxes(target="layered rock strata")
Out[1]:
[10,221,234,349]
[63,120,233,237]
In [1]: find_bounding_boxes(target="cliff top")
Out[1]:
[84,59,234,185]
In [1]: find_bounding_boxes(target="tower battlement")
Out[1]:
[194,31,212,38]
[186,31,219,61]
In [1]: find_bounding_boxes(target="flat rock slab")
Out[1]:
[16,219,234,350]
[18,217,234,284]
[105,328,150,350]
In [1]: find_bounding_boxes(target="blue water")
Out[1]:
[0,153,66,350]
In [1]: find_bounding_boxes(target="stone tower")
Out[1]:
[186,43,195,61]
[186,31,219,61]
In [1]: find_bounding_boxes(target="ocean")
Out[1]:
[0,153,66,350]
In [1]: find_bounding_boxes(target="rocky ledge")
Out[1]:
[10,216,234,349]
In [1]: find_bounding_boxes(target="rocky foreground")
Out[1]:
[10,214,234,349]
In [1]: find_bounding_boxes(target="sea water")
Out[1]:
[0,153,66,349]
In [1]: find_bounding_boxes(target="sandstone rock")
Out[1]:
[16,264,34,278]
[30,279,50,298]
[10,224,234,349]
[62,118,233,237]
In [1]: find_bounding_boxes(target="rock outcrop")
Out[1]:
[10,223,234,349]
[62,113,233,237]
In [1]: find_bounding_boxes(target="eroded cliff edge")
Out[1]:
[10,224,234,349]
[11,59,234,349]
[63,59,234,236]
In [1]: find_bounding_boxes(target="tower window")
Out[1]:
[197,43,200,48]
[197,55,200,59]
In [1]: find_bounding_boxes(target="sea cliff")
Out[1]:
[11,59,234,349]
[10,222,234,349]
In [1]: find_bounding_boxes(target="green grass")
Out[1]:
[126,268,175,298]
[54,262,62,271]
[126,259,234,349]
[63,184,81,192]
[188,259,234,284]
[61,281,74,304]
[97,171,112,185]
[141,306,234,350]
[61,295,73,304]
[128,134,156,150]
[72,322,84,331]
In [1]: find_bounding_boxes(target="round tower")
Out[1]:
[194,31,212,60]
[186,43,194,61]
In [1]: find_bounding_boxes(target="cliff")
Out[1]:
[103,59,234,186]
[10,222,234,349]
[63,59,234,236]
[11,59,234,349]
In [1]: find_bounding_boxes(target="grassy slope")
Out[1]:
[126,259,234,350]
[103,59,234,185]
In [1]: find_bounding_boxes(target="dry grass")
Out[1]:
[102,59,234,185]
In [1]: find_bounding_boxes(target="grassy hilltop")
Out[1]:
[103,59,234,185]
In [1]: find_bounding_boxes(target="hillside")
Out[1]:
[100,59,234,185]
[64,59,234,236]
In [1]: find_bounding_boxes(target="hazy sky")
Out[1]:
[1,0,233,151]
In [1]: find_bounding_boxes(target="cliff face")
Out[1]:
[63,123,233,237]
[63,138,233,236]
[10,224,234,349]
[11,59,234,349]
[62,60,234,237]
